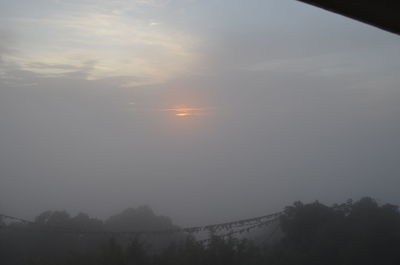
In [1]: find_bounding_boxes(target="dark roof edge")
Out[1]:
[297,0,400,35]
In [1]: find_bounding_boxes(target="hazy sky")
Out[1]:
[1,0,399,226]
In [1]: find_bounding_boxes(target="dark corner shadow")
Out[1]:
[297,0,400,35]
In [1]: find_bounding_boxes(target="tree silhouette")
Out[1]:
[2,198,400,265]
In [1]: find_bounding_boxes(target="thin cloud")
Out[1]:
[2,5,199,86]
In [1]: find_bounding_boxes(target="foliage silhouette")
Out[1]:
[1,198,400,265]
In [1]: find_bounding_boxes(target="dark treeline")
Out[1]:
[1,197,400,265]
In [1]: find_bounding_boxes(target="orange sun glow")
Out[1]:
[161,106,210,117]
[176,112,192,117]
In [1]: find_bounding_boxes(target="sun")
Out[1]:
[161,106,209,118]
[176,112,192,117]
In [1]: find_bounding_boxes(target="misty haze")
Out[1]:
[1,1,400,264]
